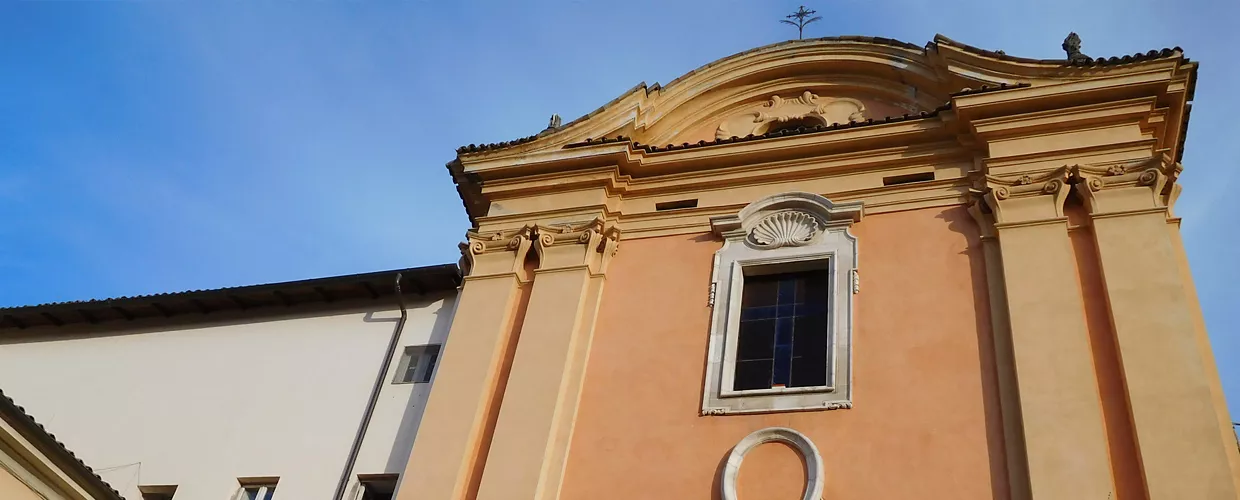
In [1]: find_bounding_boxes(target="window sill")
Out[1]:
[720,384,835,398]
[701,399,852,416]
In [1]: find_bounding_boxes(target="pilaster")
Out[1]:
[1076,156,1240,499]
[475,218,620,500]
[966,201,1030,500]
[981,168,1115,499]
[397,226,534,500]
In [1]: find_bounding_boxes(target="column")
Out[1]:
[475,219,619,500]
[397,226,535,500]
[1077,158,1240,499]
[983,168,1115,499]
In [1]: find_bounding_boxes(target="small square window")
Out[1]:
[394,345,441,384]
[139,485,178,500]
[359,473,398,500]
[236,478,278,500]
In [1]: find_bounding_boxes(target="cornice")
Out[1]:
[461,117,953,182]
[968,97,1158,137]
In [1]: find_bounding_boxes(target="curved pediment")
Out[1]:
[454,34,1189,161]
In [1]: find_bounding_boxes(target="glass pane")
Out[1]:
[419,345,441,383]
[263,486,275,500]
[736,319,775,361]
[735,268,831,390]
[772,317,794,386]
[789,270,830,388]
[741,277,778,307]
[734,359,773,391]
[403,357,420,383]
[244,488,259,500]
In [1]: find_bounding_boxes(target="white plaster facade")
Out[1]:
[0,293,456,500]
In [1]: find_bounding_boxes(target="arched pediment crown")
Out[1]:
[451,34,1191,173]
[711,191,863,242]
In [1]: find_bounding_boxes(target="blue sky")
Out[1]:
[2,1,1237,413]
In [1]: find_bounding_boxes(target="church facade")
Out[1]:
[1,33,1236,500]
[397,34,1239,500]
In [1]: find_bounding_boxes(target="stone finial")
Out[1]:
[1063,32,1091,63]
[547,114,562,129]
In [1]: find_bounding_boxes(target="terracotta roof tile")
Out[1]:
[932,34,1184,67]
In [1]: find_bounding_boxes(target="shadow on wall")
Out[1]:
[936,205,1011,500]
[384,299,457,472]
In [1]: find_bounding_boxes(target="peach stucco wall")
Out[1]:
[0,465,43,500]
[560,205,1009,499]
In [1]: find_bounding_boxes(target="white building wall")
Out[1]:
[0,293,455,500]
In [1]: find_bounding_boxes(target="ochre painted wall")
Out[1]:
[0,463,44,500]
[559,206,1009,499]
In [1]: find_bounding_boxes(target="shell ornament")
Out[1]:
[750,211,820,248]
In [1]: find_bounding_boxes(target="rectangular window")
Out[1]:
[394,345,441,384]
[702,194,859,415]
[359,474,398,500]
[242,485,275,500]
[139,485,178,500]
[236,478,278,500]
[734,270,829,391]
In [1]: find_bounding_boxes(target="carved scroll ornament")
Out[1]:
[715,91,866,140]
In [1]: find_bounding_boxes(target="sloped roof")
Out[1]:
[0,388,125,500]
[0,264,461,332]
[931,34,1184,67]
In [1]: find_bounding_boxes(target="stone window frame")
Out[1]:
[702,192,861,415]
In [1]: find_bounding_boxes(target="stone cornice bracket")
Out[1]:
[979,166,1071,225]
[460,225,535,281]
[533,218,620,274]
[965,194,999,241]
[1071,153,1181,215]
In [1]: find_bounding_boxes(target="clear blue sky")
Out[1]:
[2,1,1237,414]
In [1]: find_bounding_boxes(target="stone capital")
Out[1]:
[977,166,1071,226]
[1071,154,1181,216]
[533,218,620,274]
[460,225,535,281]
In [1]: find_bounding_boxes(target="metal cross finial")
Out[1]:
[781,6,821,40]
